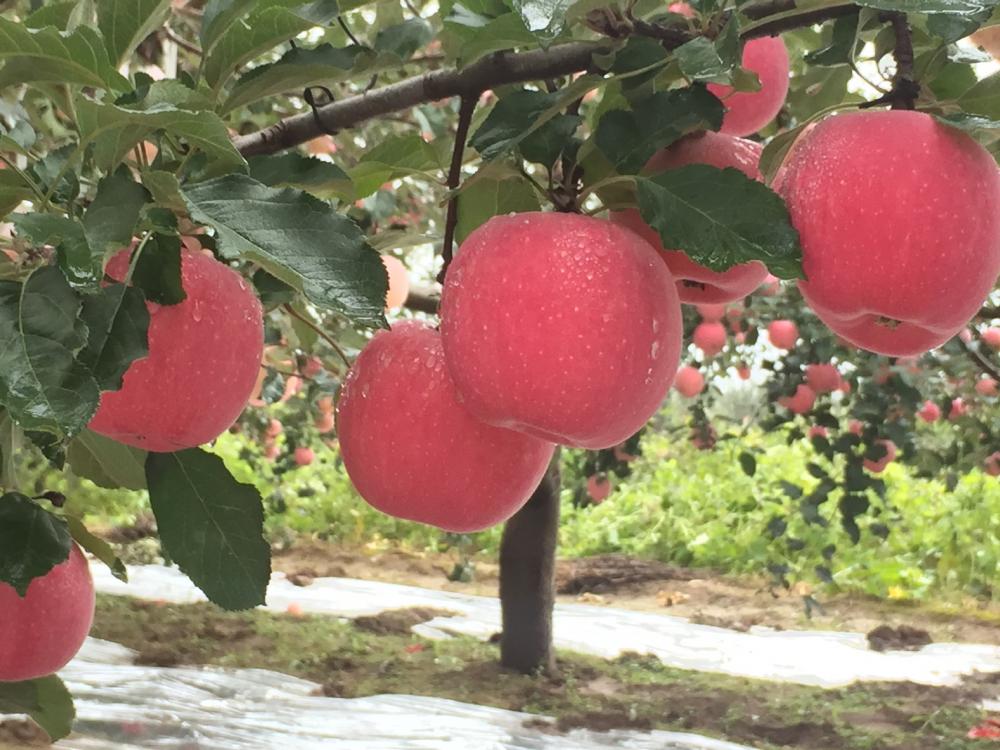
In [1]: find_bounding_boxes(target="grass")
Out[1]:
[90,594,995,750]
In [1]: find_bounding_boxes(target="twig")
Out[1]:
[961,336,1000,384]
[163,25,202,57]
[282,304,352,369]
[437,96,477,285]
[887,12,917,109]
[338,17,363,47]
[402,0,422,17]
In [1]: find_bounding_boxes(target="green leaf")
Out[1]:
[510,0,573,38]
[0,676,75,742]
[804,14,859,66]
[456,172,542,243]
[97,0,172,66]
[759,121,811,184]
[0,493,72,596]
[0,19,128,91]
[11,213,99,292]
[75,97,247,175]
[594,87,724,174]
[146,448,271,610]
[929,8,991,40]
[0,170,34,218]
[65,515,128,582]
[24,1,78,30]
[738,451,757,477]
[203,0,341,90]
[349,134,446,198]
[132,233,186,305]
[854,0,998,13]
[67,429,147,490]
[636,165,803,278]
[183,175,388,327]
[674,37,731,83]
[447,12,537,66]
[142,170,187,212]
[248,152,353,198]
[0,267,100,438]
[518,114,582,167]
[470,89,554,161]
[958,70,1000,118]
[78,283,150,391]
[222,43,371,113]
[375,18,435,58]
[83,169,150,258]
[201,0,256,51]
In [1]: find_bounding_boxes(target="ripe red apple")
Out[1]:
[768,320,798,350]
[976,377,998,397]
[697,303,727,322]
[918,400,941,423]
[949,397,967,420]
[89,248,264,451]
[984,327,1000,350]
[315,411,335,433]
[610,132,769,304]
[337,322,554,531]
[266,418,283,438]
[805,363,840,394]
[383,255,410,310]
[707,37,790,136]
[440,213,681,449]
[774,111,1000,356]
[986,451,1000,477]
[960,328,974,344]
[808,425,828,440]
[674,365,705,397]
[317,395,334,414]
[0,545,95,682]
[736,363,751,380]
[693,321,727,358]
[863,439,897,473]
[848,419,863,435]
[294,447,315,466]
[779,384,815,414]
[613,443,638,462]
[586,474,612,503]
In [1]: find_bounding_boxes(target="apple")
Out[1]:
[0,545,94,682]
[949,397,967,420]
[294,447,315,466]
[768,320,798,350]
[610,132,769,303]
[315,411,335,433]
[863,439,897,473]
[383,255,410,310]
[266,418,283,438]
[848,419,863,435]
[976,377,998,397]
[736,363,751,380]
[674,365,705,397]
[306,135,338,156]
[586,474,612,503]
[960,328,974,344]
[440,212,681,449]
[89,247,264,452]
[613,443,638,462]
[774,110,1000,356]
[984,327,1000,350]
[986,451,1000,477]
[337,322,554,532]
[302,356,323,378]
[697,303,727,322]
[805,363,840,394]
[779,384,815,414]
[317,395,334,414]
[693,321,727,358]
[808,425,828,440]
[918,400,941,423]
[706,37,790,137]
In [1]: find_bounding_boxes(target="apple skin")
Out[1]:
[707,37,790,137]
[949,397,967,420]
[610,132,769,304]
[89,248,264,452]
[976,377,998,397]
[0,545,95,682]
[779,384,815,414]
[774,111,1000,356]
[918,400,941,423]
[848,419,863,435]
[294,447,315,466]
[674,365,705,398]
[586,475,612,503]
[986,451,1000,477]
[984,327,1000,350]
[382,255,410,310]
[805,364,841,394]
[440,213,682,450]
[697,303,727,322]
[768,320,798,350]
[693,321,727,358]
[808,425,828,440]
[863,439,897,473]
[337,322,554,532]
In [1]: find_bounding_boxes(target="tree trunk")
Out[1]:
[499,454,560,675]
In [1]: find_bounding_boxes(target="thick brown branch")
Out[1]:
[234,43,605,157]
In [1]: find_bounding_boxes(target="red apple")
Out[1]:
[808,425,828,440]
[315,411,335,433]
[586,474,612,503]
[674,365,705,397]
[976,377,998,397]
[768,320,798,350]
[697,303,727,322]
[737,364,751,380]
[440,213,681,449]
[805,363,840,394]
[383,255,410,310]
[693,321,727,358]
[89,248,264,451]
[986,451,1000,477]
[613,443,638,462]
[949,397,967,420]
[848,419,863,435]
[266,418,283,438]
[775,110,1000,356]
[294,447,315,466]
[863,439,897,473]
[960,328,974,344]
[0,545,94,682]
[917,400,941,423]
[778,384,815,414]
[337,322,554,532]
[984,327,1000,350]
[317,396,334,414]
[707,37,790,136]
[610,132,769,303]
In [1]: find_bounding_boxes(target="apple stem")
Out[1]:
[887,12,917,110]
[437,96,477,285]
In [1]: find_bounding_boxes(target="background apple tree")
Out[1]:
[1,0,1000,737]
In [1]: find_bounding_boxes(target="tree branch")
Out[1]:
[961,336,1000,384]
[403,285,440,314]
